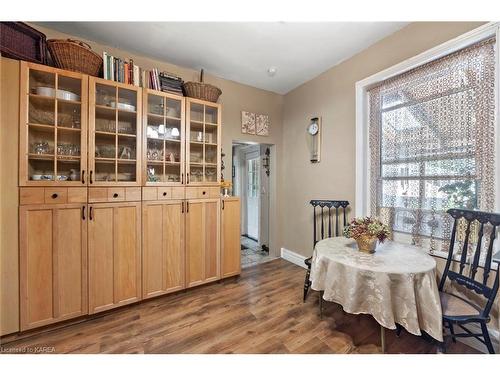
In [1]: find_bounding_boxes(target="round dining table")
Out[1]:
[310,236,443,352]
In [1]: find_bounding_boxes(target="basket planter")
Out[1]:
[356,235,378,254]
[47,39,102,77]
[183,69,222,103]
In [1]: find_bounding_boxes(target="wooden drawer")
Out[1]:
[88,188,108,202]
[171,187,184,199]
[44,188,67,204]
[20,187,87,205]
[108,188,125,201]
[89,187,141,202]
[142,187,158,201]
[20,187,45,205]
[157,187,172,200]
[67,187,87,203]
[186,187,220,199]
[142,187,184,201]
[125,187,141,201]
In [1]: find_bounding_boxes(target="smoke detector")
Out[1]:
[267,67,277,77]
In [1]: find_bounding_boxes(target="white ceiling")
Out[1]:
[37,22,408,94]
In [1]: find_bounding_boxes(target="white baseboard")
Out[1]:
[280,248,500,353]
[281,248,308,269]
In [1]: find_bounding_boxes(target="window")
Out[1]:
[368,38,496,251]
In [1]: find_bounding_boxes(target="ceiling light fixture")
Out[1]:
[267,67,277,77]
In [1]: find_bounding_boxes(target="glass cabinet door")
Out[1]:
[20,62,88,186]
[186,99,221,185]
[90,78,141,185]
[144,90,184,185]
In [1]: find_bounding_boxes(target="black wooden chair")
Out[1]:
[303,199,350,302]
[438,208,500,354]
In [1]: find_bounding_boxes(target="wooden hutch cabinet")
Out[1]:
[10,59,241,334]
[87,77,143,313]
[141,89,187,299]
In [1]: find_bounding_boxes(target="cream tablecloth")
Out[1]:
[310,237,443,341]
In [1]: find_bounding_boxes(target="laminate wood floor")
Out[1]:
[0,259,478,354]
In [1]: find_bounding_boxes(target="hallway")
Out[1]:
[240,236,274,268]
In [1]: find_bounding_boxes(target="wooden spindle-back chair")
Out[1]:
[438,208,500,354]
[303,200,350,302]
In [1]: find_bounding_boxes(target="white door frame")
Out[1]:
[232,141,277,257]
[244,147,260,241]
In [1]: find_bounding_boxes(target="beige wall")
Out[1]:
[281,22,485,257]
[30,23,285,256]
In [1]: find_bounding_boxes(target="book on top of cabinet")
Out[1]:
[102,51,143,87]
[102,51,184,96]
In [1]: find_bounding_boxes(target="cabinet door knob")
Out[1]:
[163,192,167,197]
[81,170,85,184]
[202,191,206,195]
[51,193,58,199]
[113,193,119,198]
[89,206,93,221]
[89,170,93,184]
[82,206,86,220]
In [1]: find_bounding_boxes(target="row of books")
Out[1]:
[102,51,184,96]
[148,69,184,95]
[102,52,143,87]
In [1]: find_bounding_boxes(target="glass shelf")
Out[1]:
[91,80,140,184]
[187,100,220,184]
[23,65,86,184]
[144,91,184,185]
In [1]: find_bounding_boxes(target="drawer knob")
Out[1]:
[202,191,206,195]
[163,192,167,196]
[51,193,58,199]
[113,193,119,198]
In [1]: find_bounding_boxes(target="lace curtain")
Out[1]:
[368,37,496,254]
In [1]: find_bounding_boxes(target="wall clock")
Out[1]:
[307,117,321,163]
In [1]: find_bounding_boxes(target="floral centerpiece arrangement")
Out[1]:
[343,217,391,253]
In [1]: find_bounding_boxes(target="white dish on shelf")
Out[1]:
[35,87,55,97]
[147,126,159,139]
[31,174,43,180]
[35,87,80,101]
[57,90,80,101]
[110,101,136,111]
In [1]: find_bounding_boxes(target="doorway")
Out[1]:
[232,141,274,268]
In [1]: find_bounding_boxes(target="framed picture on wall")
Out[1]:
[256,114,269,136]
[241,111,256,134]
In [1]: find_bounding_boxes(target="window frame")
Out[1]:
[355,22,500,255]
